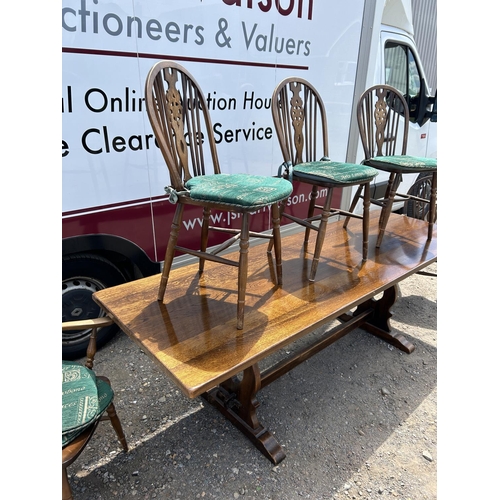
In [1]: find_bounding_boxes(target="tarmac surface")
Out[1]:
[64,261,437,500]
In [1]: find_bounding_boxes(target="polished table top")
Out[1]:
[93,212,437,398]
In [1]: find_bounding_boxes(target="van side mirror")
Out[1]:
[415,78,437,126]
[429,90,437,123]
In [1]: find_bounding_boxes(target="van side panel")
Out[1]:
[62,0,368,258]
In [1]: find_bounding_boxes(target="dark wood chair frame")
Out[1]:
[343,84,437,248]
[62,317,128,500]
[271,77,375,281]
[145,60,287,329]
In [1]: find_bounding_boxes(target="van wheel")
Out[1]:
[62,254,126,360]
[405,173,436,222]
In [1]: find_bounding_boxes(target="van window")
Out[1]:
[384,42,422,122]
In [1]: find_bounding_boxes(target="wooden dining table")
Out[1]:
[93,211,437,464]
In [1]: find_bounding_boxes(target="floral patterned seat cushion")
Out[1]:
[62,361,114,447]
[292,161,378,185]
[366,155,437,173]
[185,173,293,209]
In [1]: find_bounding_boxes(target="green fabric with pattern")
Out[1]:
[185,173,293,209]
[292,161,378,184]
[62,362,114,447]
[367,155,437,172]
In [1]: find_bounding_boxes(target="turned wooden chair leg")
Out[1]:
[362,181,371,261]
[267,198,287,254]
[343,184,363,229]
[304,185,319,247]
[199,206,211,273]
[377,173,395,229]
[106,402,129,452]
[237,213,250,329]
[270,203,284,285]
[309,188,333,282]
[376,173,398,248]
[427,172,437,240]
[62,467,73,500]
[158,203,184,302]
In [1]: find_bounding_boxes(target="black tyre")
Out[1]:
[62,254,126,359]
[405,173,436,222]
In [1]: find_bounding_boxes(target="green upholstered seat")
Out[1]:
[366,155,437,173]
[185,173,293,209]
[292,160,378,185]
[62,361,114,447]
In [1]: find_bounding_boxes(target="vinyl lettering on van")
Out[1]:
[222,0,315,20]
[62,0,205,45]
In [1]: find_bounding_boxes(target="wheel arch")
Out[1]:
[62,234,161,281]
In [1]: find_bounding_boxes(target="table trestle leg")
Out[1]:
[347,285,415,353]
[202,365,286,465]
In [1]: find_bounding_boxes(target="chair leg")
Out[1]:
[427,172,437,240]
[267,198,287,254]
[376,173,399,248]
[62,466,73,500]
[106,402,129,452]
[304,185,319,248]
[270,203,284,285]
[309,188,334,282]
[237,212,250,329]
[362,181,371,261]
[343,184,363,229]
[158,203,184,302]
[199,206,211,273]
[378,174,396,229]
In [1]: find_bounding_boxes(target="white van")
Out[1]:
[62,0,437,358]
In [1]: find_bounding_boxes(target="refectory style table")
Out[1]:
[93,212,437,464]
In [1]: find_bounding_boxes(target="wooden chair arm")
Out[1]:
[62,317,115,368]
[62,317,114,331]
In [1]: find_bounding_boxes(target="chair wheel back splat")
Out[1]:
[145,61,293,329]
[271,77,378,281]
[343,84,437,247]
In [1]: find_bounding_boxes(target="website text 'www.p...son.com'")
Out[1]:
[181,187,328,230]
